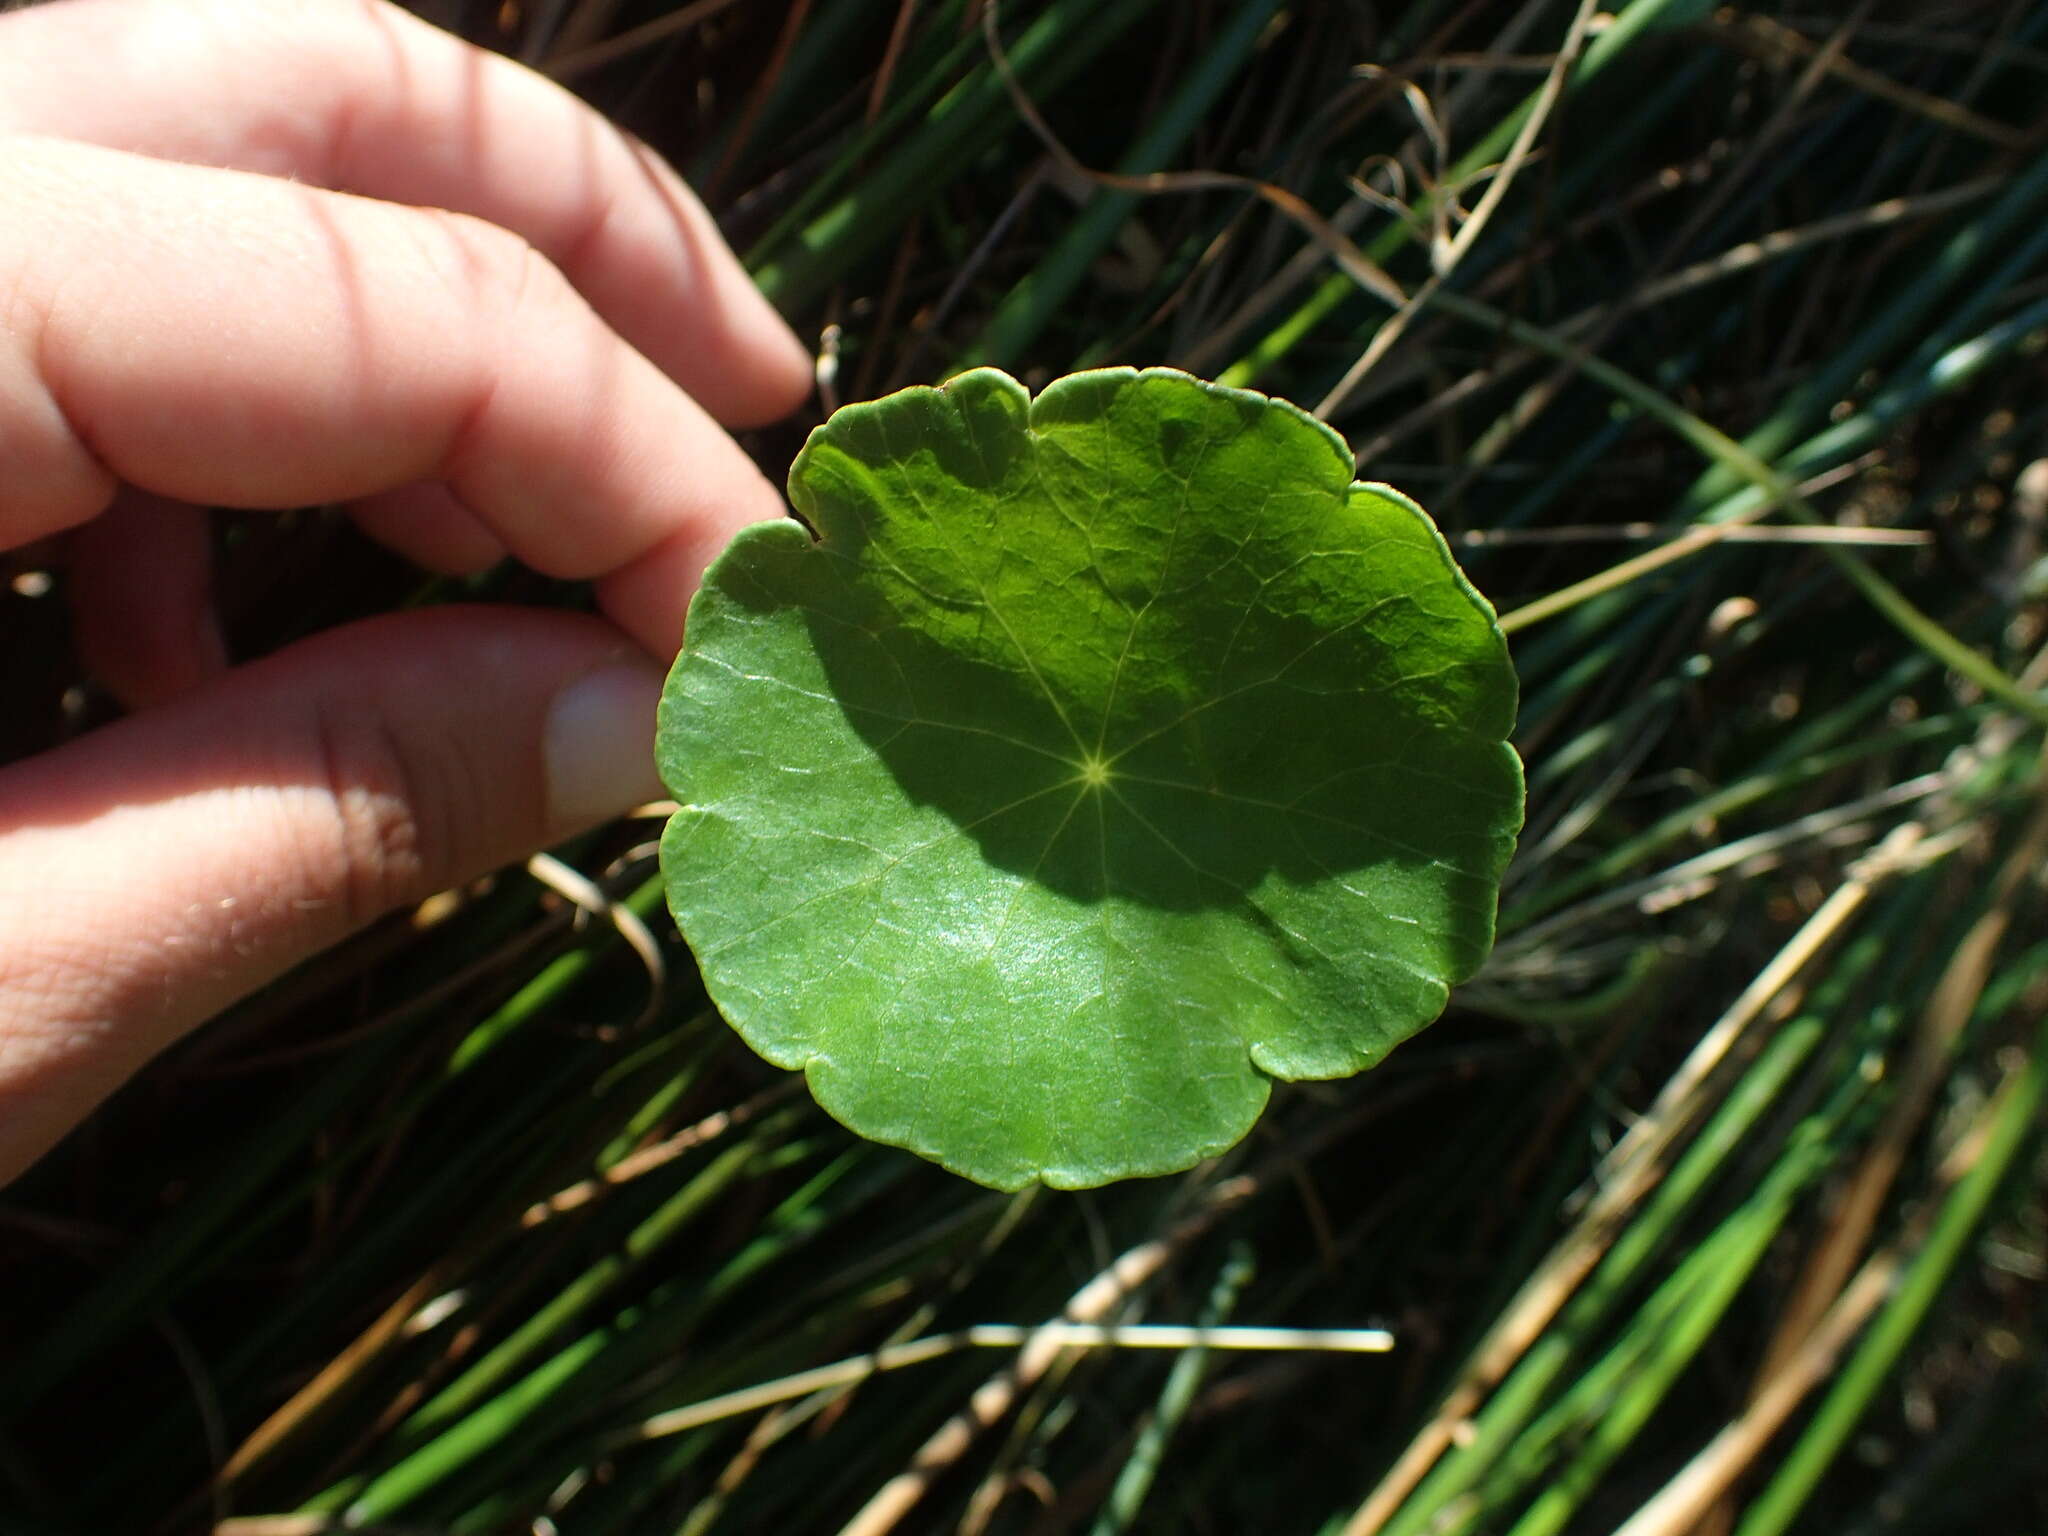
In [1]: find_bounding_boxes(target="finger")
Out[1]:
[0,0,812,427]
[1,135,780,629]
[67,490,228,709]
[596,522,754,659]
[0,605,666,1185]
[351,485,509,576]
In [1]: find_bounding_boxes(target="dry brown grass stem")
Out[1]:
[1458,522,1928,547]
[1313,0,1600,421]
[834,1175,1260,1536]
[1718,12,2036,149]
[1438,0,1874,493]
[545,0,748,81]
[1352,177,1999,460]
[524,851,666,1033]
[977,0,1408,308]
[1341,820,1937,1536]
[1608,1038,2043,1536]
[1676,749,2048,1532]
[523,1079,799,1223]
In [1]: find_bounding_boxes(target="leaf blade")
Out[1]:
[659,367,1523,1189]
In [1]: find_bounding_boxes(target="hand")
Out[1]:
[0,0,812,1184]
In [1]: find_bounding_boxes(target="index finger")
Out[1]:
[0,0,812,428]
[1,136,778,654]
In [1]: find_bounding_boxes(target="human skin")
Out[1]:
[0,0,813,1183]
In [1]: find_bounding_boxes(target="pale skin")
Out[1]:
[0,0,814,1183]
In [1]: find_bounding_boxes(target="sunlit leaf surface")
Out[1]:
[659,367,1522,1189]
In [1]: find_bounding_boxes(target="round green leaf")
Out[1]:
[657,366,1522,1190]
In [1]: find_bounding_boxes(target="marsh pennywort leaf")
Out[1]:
[657,367,1522,1190]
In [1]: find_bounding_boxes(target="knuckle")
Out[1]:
[405,206,566,325]
[304,702,446,928]
[390,208,587,479]
[555,176,622,281]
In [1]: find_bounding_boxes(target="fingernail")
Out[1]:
[545,662,667,828]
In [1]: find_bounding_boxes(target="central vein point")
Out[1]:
[1079,754,1113,790]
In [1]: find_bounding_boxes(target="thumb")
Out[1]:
[0,607,668,1183]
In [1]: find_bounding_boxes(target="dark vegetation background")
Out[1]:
[2,1,2045,1532]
